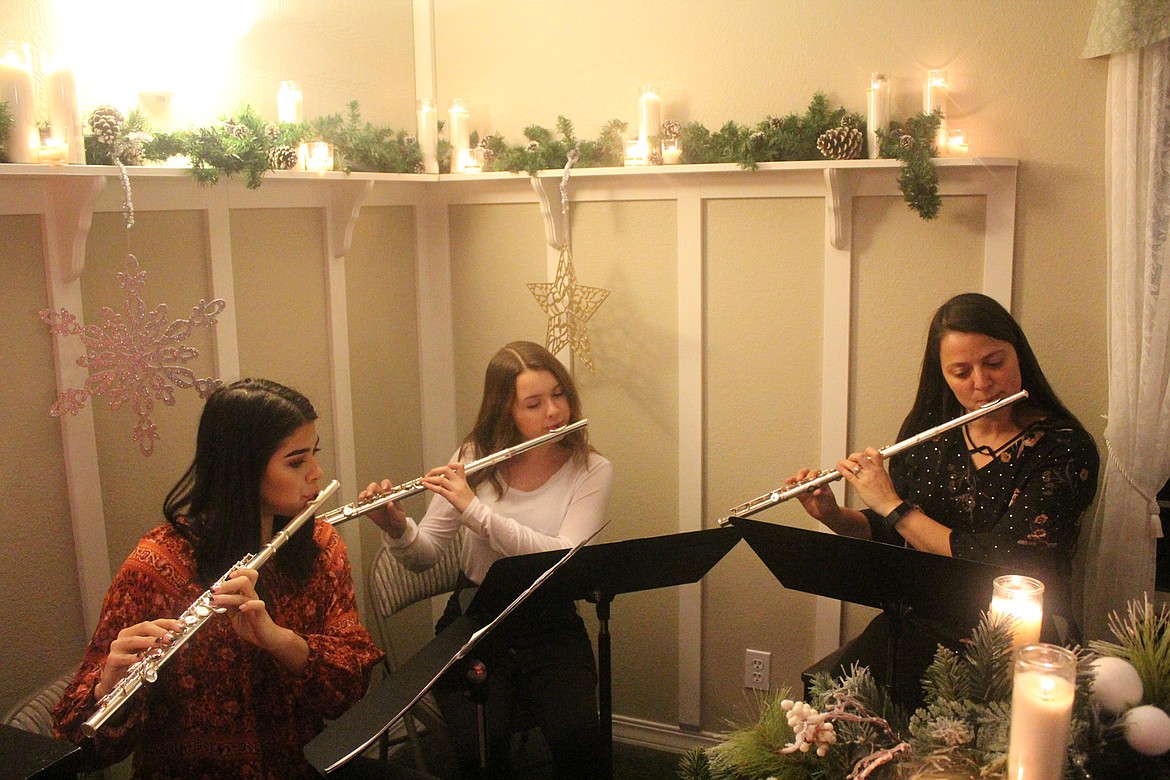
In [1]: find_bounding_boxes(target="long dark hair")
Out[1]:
[465,341,592,497]
[164,378,320,587]
[899,293,1082,439]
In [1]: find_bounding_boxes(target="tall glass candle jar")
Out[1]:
[1006,644,1077,780]
[866,72,889,159]
[0,42,39,163]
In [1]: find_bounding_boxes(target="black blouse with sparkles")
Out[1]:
[868,417,1100,590]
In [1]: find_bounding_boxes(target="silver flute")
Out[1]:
[719,390,1029,525]
[320,418,589,526]
[82,479,340,737]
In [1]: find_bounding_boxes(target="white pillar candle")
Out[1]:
[1007,644,1076,780]
[45,61,85,164]
[417,98,438,173]
[0,42,38,163]
[866,72,889,160]
[638,85,662,144]
[277,81,303,124]
[990,575,1045,648]
[448,98,470,173]
[924,69,948,151]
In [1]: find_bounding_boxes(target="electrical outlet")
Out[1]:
[744,648,771,690]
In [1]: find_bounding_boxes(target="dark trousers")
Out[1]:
[434,590,601,779]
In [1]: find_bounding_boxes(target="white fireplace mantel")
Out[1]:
[0,156,1017,731]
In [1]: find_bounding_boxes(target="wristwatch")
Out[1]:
[876,500,915,535]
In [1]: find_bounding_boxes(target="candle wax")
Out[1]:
[1007,671,1074,780]
[991,595,1043,648]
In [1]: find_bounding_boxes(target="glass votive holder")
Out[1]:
[304,141,333,173]
[990,574,1044,648]
[662,139,682,164]
[946,128,970,156]
[37,125,70,165]
[624,139,648,167]
[1006,643,1077,780]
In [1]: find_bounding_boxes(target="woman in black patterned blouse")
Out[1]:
[788,293,1099,708]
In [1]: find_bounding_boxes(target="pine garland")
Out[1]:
[0,101,13,163]
[309,100,423,174]
[45,94,941,220]
[479,115,626,176]
[876,109,943,220]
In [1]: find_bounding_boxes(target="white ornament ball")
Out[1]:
[1090,656,1144,715]
[1124,705,1170,756]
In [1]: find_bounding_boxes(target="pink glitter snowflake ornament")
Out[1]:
[40,253,226,456]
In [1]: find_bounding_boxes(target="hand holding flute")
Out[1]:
[362,460,473,538]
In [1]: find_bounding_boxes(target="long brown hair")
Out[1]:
[464,341,592,497]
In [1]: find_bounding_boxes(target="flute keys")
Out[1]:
[193,604,211,618]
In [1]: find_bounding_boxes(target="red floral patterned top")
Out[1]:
[53,519,383,779]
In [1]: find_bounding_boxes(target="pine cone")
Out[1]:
[88,106,124,145]
[661,119,681,141]
[478,139,496,162]
[268,145,299,170]
[769,116,782,130]
[525,140,539,153]
[648,148,663,165]
[264,123,280,141]
[816,126,863,160]
[839,114,856,130]
[227,121,251,140]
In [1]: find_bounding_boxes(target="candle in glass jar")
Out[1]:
[0,42,39,163]
[277,81,303,124]
[924,69,948,151]
[624,139,648,166]
[866,72,889,159]
[946,128,969,156]
[417,98,438,173]
[304,141,333,173]
[44,57,84,164]
[1007,644,1076,780]
[990,575,1044,648]
[449,98,470,173]
[662,139,681,164]
[638,85,661,144]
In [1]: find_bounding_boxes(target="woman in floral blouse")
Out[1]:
[53,379,386,779]
[788,293,1099,708]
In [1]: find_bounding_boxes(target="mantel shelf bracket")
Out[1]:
[824,167,853,252]
[530,175,567,250]
[45,174,107,284]
[328,179,375,259]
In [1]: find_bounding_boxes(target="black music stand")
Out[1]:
[0,724,81,780]
[728,517,1015,701]
[306,527,739,778]
[465,526,740,780]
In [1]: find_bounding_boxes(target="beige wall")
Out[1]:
[1,0,1108,746]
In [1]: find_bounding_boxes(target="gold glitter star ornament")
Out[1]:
[527,247,610,373]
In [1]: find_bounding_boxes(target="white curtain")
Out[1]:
[1082,39,1170,640]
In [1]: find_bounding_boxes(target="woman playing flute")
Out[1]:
[787,293,1099,709]
[361,340,613,779]
[52,379,405,779]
